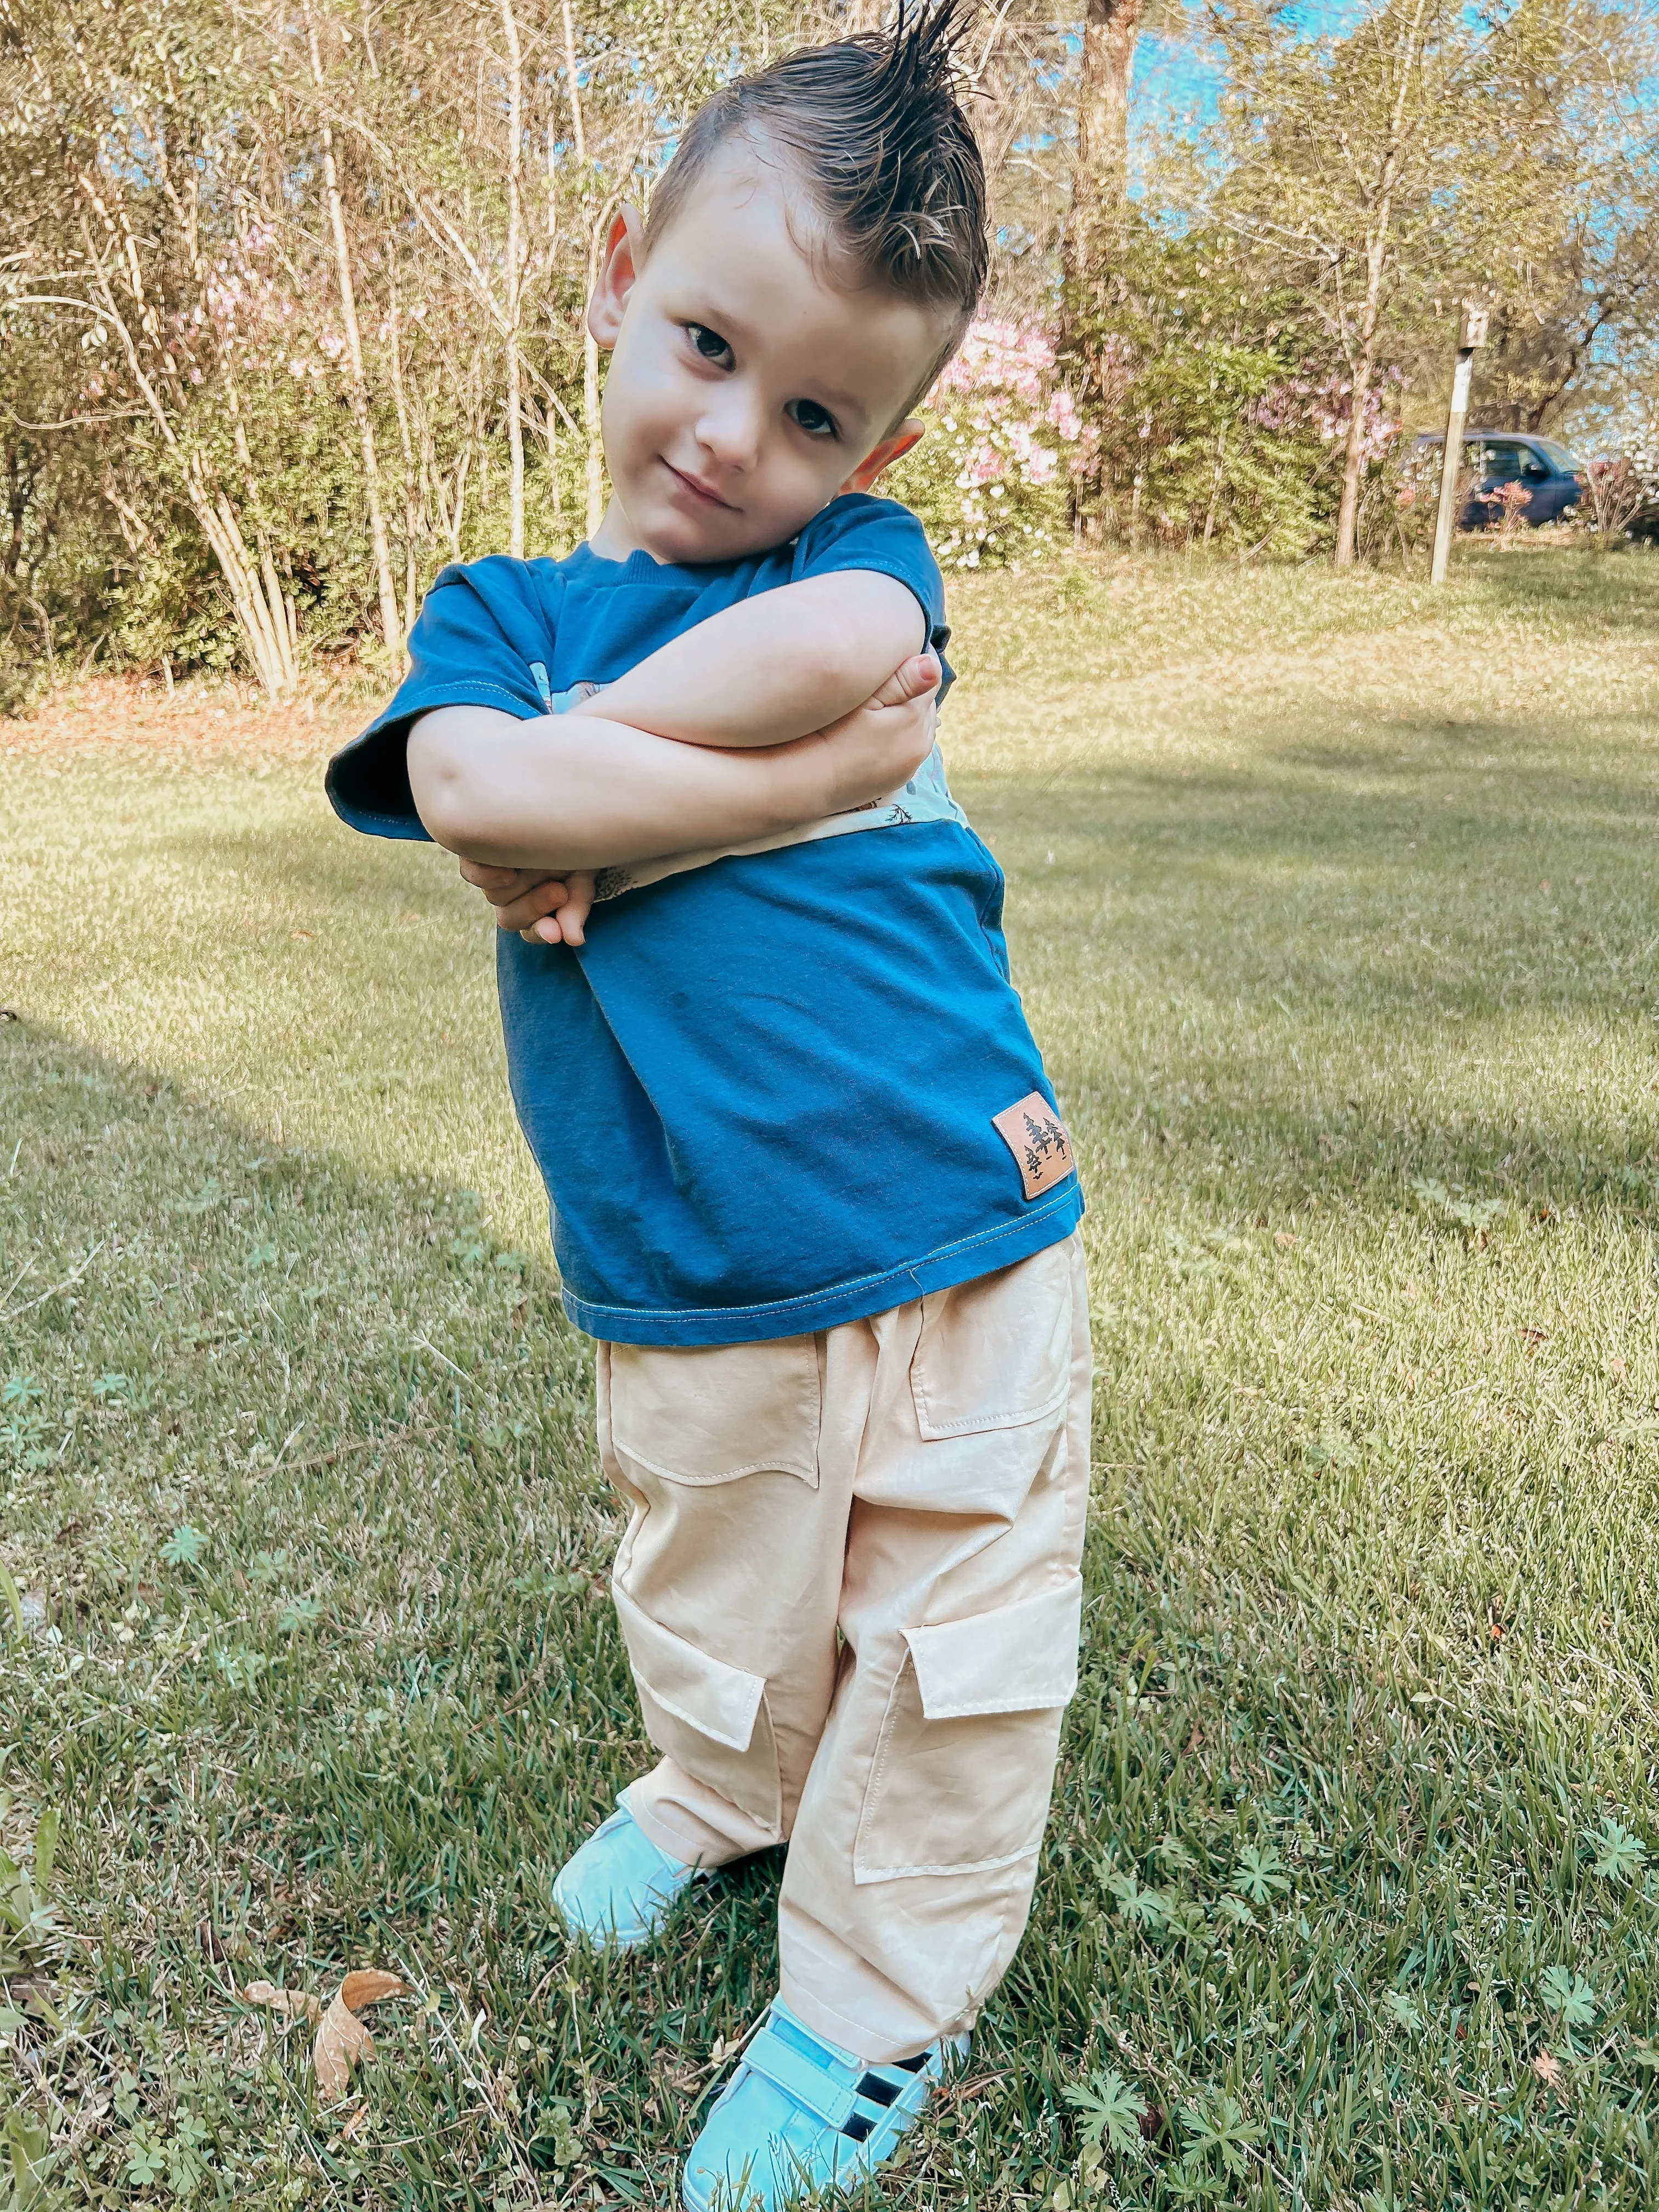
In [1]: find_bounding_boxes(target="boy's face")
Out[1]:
[587,144,956,566]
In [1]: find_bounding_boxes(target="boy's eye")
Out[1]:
[786,398,838,441]
[686,324,733,366]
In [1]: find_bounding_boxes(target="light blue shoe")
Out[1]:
[681,1997,967,2210]
[551,1799,700,1950]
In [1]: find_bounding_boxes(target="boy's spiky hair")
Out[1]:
[646,1,988,368]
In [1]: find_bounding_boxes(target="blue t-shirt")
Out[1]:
[326,493,1082,1346]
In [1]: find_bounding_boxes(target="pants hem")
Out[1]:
[620,1783,737,1869]
[778,1970,959,2068]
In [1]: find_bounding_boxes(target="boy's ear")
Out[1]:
[587,204,646,352]
[840,419,924,496]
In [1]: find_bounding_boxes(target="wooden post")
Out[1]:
[1430,301,1489,585]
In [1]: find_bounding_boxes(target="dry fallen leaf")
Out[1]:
[314,1995,375,2101]
[1532,2051,1566,2092]
[340,1968,405,2011]
[340,2101,371,2142]
[312,1968,406,2101]
[242,1981,323,2025]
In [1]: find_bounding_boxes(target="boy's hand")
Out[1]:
[456,859,596,946]
[805,650,941,815]
[525,871,595,946]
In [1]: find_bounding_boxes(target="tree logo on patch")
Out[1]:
[992,1092,1074,1199]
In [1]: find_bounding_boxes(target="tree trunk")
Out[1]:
[583,313,605,540]
[305,2,403,658]
[1061,0,1143,311]
[499,0,526,560]
[561,0,587,165]
[1333,271,1383,568]
[223,370,300,693]
[1060,0,1142,528]
[81,208,294,698]
[1333,0,1429,569]
[563,4,605,539]
[386,275,422,636]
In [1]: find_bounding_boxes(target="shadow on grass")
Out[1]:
[2,1011,805,2197]
[1449,541,1659,631]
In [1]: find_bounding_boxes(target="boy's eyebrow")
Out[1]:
[796,373,870,421]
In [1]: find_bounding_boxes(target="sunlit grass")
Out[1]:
[4,543,1659,2208]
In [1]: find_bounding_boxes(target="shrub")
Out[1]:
[887,319,1082,568]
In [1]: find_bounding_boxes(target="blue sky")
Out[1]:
[1129,1,1376,168]
[1131,26,1223,149]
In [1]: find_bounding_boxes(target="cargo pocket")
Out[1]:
[612,1582,782,1836]
[853,1575,1082,1883]
[910,1239,1072,1440]
[609,1336,821,1487]
[896,1240,1074,1519]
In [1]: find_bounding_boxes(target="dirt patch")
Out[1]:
[2,674,369,764]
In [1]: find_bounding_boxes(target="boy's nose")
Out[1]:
[694,388,763,476]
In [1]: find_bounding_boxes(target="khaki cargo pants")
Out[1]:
[595,1230,1091,2063]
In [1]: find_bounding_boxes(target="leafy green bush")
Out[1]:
[886,320,1080,568]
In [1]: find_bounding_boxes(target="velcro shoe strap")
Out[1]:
[861,2062,934,2120]
[741,2027,858,2131]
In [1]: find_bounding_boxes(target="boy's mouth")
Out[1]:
[663,460,740,513]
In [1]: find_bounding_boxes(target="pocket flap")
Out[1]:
[612,1583,766,1752]
[903,1576,1083,1718]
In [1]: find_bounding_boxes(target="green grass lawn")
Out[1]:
[5,543,1659,2209]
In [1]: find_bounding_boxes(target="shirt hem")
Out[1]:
[560,1183,1085,1346]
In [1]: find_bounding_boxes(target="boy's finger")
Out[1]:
[459,858,526,893]
[493,881,572,933]
[869,652,941,708]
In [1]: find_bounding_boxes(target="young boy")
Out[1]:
[326,7,1089,2203]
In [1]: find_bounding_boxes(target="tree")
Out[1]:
[1464,2,1659,436]
[1062,0,1144,315]
[1205,0,1481,567]
[1200,0,1652,565]
[302,1,404,654]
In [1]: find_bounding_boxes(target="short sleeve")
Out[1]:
[325,555,564,840]
[791,494,952,693]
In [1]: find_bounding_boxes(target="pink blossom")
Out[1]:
[1046,390,1081,441]
[1251,371,1398,463]
[932,317,1059,408]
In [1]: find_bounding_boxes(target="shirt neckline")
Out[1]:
[565,541,727,588]
[563,491,874,586]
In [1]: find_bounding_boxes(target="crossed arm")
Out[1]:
[406,571,940,943]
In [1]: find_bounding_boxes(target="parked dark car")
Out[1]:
[1412,431,1588,527]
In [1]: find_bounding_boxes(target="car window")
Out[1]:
[1536,437,1582,472]
[1476,441,1528,482]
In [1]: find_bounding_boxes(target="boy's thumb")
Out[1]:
[883,651,941,704]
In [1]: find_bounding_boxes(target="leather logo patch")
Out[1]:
[992,1092,1074,1199]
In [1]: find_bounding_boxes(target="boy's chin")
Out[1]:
[629,480,819,567]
